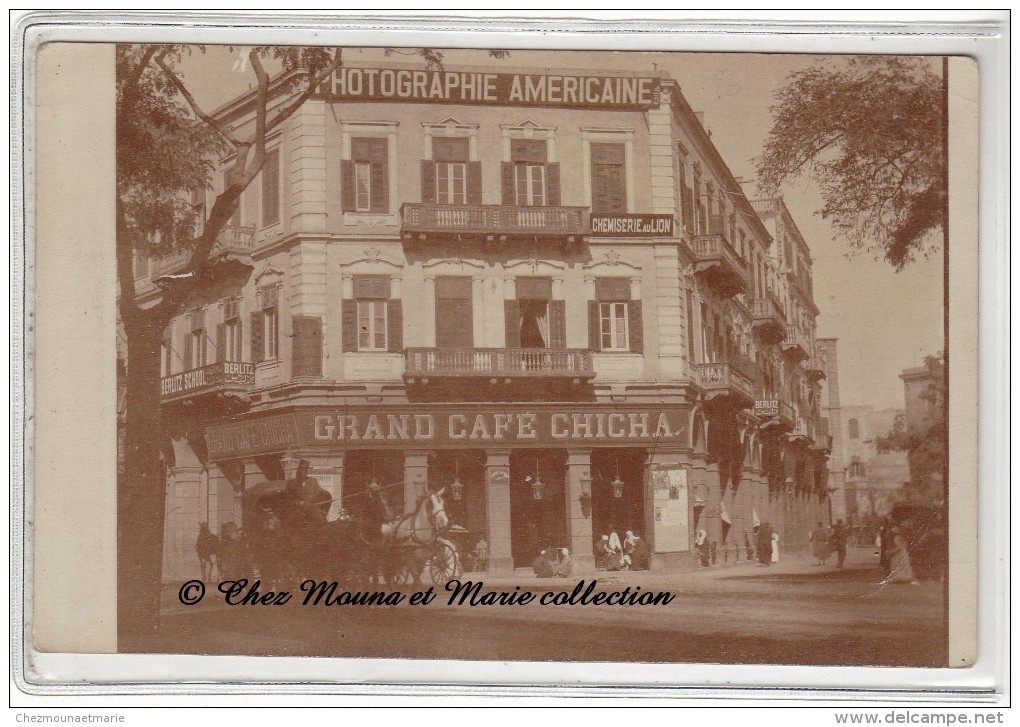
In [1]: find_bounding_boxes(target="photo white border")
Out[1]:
[11,10,1009,705]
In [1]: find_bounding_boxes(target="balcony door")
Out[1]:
[435,276,473,349]
[505,277,566,351]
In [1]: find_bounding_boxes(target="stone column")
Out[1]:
[164,465,203,582]
[403,450,430,513]
[564,449,594,572]
[484,449,513,575]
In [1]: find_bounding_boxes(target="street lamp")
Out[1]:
[528,458,545,500]
[611,455,625,498]
[280,452,300,481]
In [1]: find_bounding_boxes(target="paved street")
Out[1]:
[148,547,946,666]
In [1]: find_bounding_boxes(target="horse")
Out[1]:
[379,487,450,586]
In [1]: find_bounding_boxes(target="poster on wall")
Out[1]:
[652,468,689,552]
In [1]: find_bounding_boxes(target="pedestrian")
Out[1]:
[810,521,831,565]
[830,519,849,569]
[755,522,773,566]
[882,524,919,585]
[771,532,780,564]
[695,529,710,567]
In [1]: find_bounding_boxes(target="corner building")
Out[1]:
[143,61,831,579]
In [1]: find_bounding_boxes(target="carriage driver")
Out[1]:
[365,480,399,543]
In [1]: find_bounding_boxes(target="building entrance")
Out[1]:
[509,449,567,568]
[590,448,648,548]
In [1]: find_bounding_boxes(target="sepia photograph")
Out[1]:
[28,34,980,681]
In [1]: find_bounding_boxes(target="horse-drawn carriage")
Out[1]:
[239,479,461,588]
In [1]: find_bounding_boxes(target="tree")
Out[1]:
[117,44,343,644]
[873,353,946,505]
[756,57,945,270]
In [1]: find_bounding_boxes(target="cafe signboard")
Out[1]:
[206,404,691,460]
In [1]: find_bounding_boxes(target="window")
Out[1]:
[590,143,626,213]
[504,277,565,350]
[589,278,642,353]
[437,162,466,205]
[218,298,243,363]
[848,418,860,440]
[190,187,206,237]
[341,276,403,353]
[261,148,280,227]
[502,139,560,207]
[343,138,389,213]
[848,456,865,479]
[251,288,279,363]
[421,137,481,206]
[184,309,206,370]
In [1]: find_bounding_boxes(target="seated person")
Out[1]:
[596,534,625,571]
[532,549,557,578]
[626,532,650,571]
[554,548,573,577]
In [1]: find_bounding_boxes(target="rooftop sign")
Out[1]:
[317,68,662,110]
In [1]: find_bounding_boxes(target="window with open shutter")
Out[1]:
[548,300,566,349]
[511,140,549,207]
[590,143,626,213]
[250,311,265,363]
[341,299,358,352]
[349,138,389,213]
[262,149,280,227]
[386,299,403,353]
[435,276,473,349]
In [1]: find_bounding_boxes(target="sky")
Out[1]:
[179,46,945,411]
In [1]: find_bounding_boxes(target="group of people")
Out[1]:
[809,519,850,568]
[532,547,573,578]
[594,528,650,571]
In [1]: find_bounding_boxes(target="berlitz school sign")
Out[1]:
[316,67,663,110]
[205,405,691,460]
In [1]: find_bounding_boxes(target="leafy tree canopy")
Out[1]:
[756,57,944,271]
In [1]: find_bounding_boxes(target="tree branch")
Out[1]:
[156,51,240,146]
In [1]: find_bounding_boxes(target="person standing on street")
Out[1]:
[810,521,831,565]
[830,519,849,569]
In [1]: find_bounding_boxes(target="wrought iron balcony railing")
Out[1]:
[400,203,589,243]
[782,328,811,361]
[404,347,595,381]
[691,234,749,297]
[749,297,787,344]
[693,361,757,403]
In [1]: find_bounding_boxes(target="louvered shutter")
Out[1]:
[250,311,264,363]
[292,316,323,378]
[386,299,403,353]
[421,160,436,203]
[628,301,644,353]
[504,300,521,348]
[341,160,355,211]
[588,302,601,352]
[262,149,280,227]
[501,162,515,205]
[216,323,226,364]
[341,299,358,352]
[370,158,388,213]
[183,331,193,369]
[548,300,566,349]
[545,163,561,207]
[466,161,482,205]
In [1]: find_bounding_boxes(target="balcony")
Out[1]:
[749,297,787,344]
[691,234,749,297]
[805,355,826,381]
[152,225,256,277]
[161,361,255,403]
[400,204,589,245]
[404,347,594,383]
[782,328,810,361]
[693,361,757,406]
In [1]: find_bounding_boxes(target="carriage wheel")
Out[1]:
[429,541,460,585]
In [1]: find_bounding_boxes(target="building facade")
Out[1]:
[818,337,910,539]
[134,61,832,579]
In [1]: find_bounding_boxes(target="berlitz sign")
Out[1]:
[205,405,691,459]
[590,214,674,237]
[317,68,662,110]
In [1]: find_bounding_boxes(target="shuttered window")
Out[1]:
[421,137,480,206]
[292,316,323,378]
[435,276,473,349]
[341,276,402,353]
[590,142,626,213]
[343,138,389,213]
[261,148,280,227]
[588,278,643,353]
[501,139,560,206]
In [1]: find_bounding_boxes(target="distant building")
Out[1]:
[817,338,910,536]
[899,361,945,505]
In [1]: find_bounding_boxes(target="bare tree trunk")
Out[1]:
[118,306,171,647]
